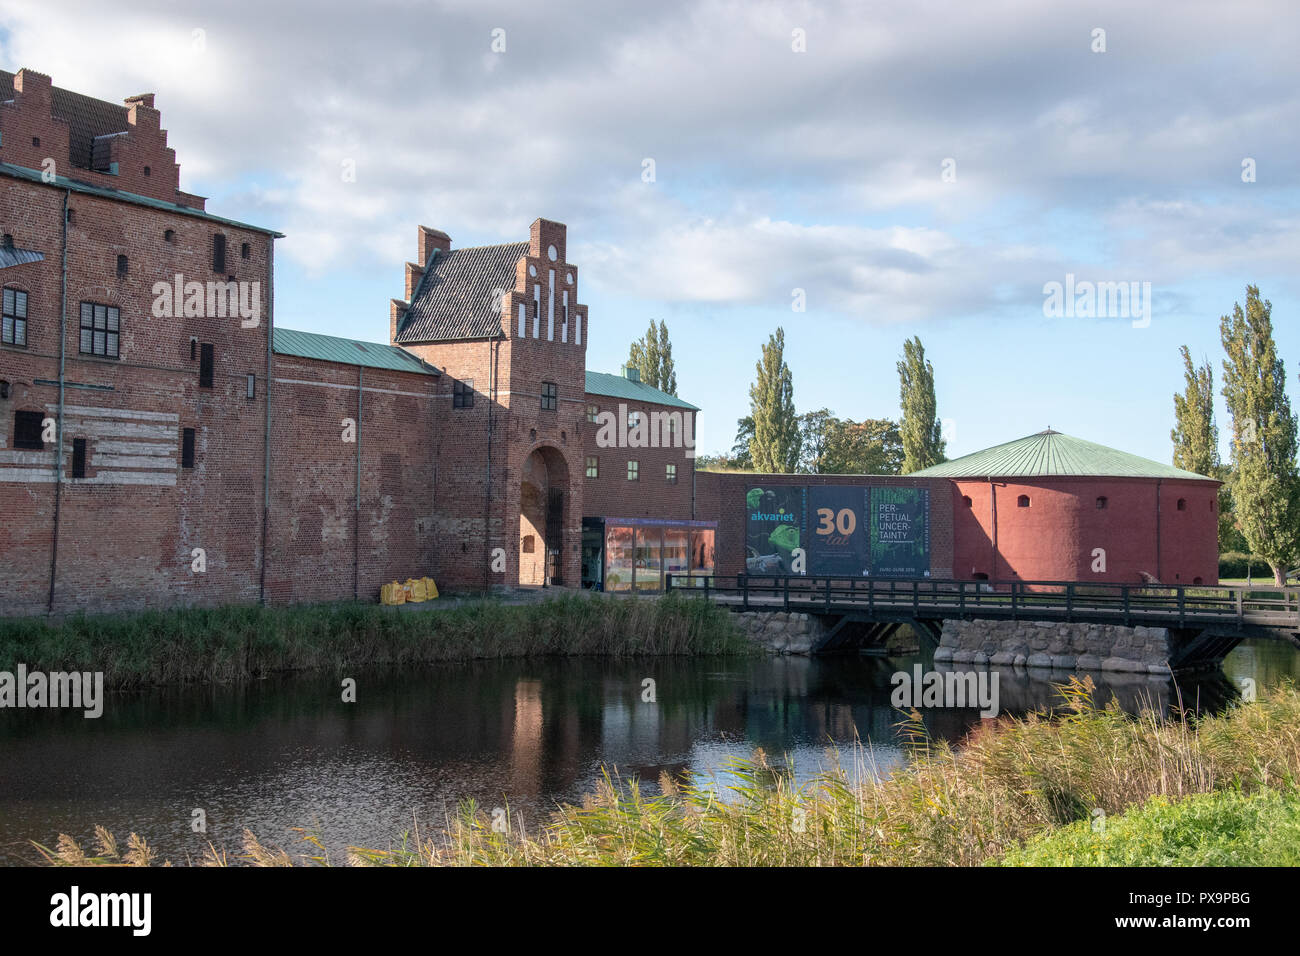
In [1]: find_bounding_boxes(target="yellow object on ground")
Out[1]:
[422,577,439,600]
[405,578,427,603]
[380,581,406,605]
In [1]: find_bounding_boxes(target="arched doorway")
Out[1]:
[519,445,570,586]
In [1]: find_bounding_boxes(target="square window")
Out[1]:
[627,460,639,481]
[541,381,558,411]
[79,302,120,357]
[585,456,598,478]
[13,409,44,449]
[454,379,475,408]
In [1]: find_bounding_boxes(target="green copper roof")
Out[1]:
[273,327,437,375]
[910,430,1217,481]
[585,370,698,410]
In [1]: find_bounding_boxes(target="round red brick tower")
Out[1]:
[912,430,1220,586]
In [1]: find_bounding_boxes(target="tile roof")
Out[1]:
[273,327,438,375]
[584,370,699,410]
[910,430,1217,481]
[396,242,528,343]
[0,69,130,170]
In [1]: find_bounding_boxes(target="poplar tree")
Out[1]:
[897,336,946,473]
[1219,286,1299,585]
[748,327,801,473]
[627,320,677,394]
[1171,345,1219,475]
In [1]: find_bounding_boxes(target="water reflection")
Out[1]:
[0,639,1294,865]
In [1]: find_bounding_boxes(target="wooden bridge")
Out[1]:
[665,574,1300,666]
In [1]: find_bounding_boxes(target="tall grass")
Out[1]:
[37,679,1300,866]
[0,593,752,689]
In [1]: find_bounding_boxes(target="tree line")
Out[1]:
[1171,285,1298,584]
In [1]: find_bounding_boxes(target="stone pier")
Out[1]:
[933,618,1173,674]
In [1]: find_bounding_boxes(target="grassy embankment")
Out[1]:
[37,679,1300,866]
[0,593,753,689]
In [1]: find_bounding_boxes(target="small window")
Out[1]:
[13,409,44,449]
[627,460,639,481]
[586,403,598,423]
[199,343,214,388]
[71,438,86,479]
[212,233,226,273]
[31,136,39,148]
[453,379,474,408]
[246,373,256,400]
[1096,496,1108,510]
[78,302,120,358]
[628,410,642,428]
[1017,494,1030,508]
[521,535,535,553]
[241,242,250,259]
[3,288,29,346]
[1176,498,1187,511]
[116,254,128,277]
[181,428,196,468]
[143,165,151,177]
[190,339,197,361]
[66,209,75,225]
[165,229,176,243]
[666,463,677,483]
[962,495,972,508]
[586,456,598,478]
[540,381,558,411]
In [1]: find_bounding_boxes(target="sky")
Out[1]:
[2,0,1297,462]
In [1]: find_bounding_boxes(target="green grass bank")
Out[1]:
[0,593,753,689]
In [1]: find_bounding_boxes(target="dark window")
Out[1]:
[116,254,128,277]
[143,165,151,177]
[212,233,226,273]
[1176,498,1186,511]
[165,229,176,243]
[541,382,558,411]
[31,136,39,148]
[453,379,474,408]
[182,428,195,468]
[78,302,120,357]
[586,456,598,478]
[190,339,196,361]
[14,409,44,449]
[241,242,250,259]
[246,373,255,399]
[71,438,86,479]
[66,209,74,225]
[1017,494,1030,508]
[199,343,214,388]
[1096,496,1108,509]
[3,288,29,346]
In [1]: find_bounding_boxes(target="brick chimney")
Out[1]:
[390,298,408,344]
[417,226,450,267]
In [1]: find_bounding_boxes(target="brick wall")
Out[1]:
[581,396,696,521]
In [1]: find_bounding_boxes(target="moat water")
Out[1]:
[0,639,1295,864]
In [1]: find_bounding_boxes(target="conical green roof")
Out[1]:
[910,430,1217,481]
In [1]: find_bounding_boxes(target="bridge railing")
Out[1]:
[664,574,1300,629]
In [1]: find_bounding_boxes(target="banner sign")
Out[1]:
[745,485,930,577]
[866,486,931,577]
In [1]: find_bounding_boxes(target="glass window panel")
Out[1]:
[604,526,635,593]
[80,302,92,327]
[94,330,105,353]
[2,315,12,342]
[80,329,92,352]
[107,332,118,356]
[634,527,663,592]
[107,308,119,331]
[94,305,106,329]
[15,319,25,346]
[15,291,26,318]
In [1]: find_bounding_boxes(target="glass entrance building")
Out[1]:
[581,517,716,592]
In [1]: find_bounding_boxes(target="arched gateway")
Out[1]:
[519,445,570,586]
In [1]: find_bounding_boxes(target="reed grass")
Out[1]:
[35,678,1300,866]
[0,593,753,689]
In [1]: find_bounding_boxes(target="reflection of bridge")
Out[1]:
[666,574,1300,668]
